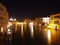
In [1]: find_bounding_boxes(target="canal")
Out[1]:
[0,26,60,45]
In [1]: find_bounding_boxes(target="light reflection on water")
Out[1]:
[20,25,60,45]
[43,29,60,45]
[2,25,60,45]
[29,22,34,38]
[20,23,24,37]
[47,30,51,44]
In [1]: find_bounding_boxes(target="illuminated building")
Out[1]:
[42,17,50,24]
[47,13,60,30]
[36,18,42,26]
[0,3,9,39]
[35,17,50,29]
[9,17,17,32]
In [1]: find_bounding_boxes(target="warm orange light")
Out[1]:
[24,22,27,29]
[7,22,12,28]
[10,18,13,21]
[48,24,56,29]
[20,22,24,37]
[29,22,34,38]
[7,29,11,34]
[48,30,51,39]
[17,22,23,25]
[43,17,50,24]
[1,27,3,33]
[14,18,16,21]
[17,22,21,25]
[47,30,51,44]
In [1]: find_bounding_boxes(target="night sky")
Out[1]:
[0,0,60,20]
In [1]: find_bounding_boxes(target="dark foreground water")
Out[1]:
[0,27,60,45]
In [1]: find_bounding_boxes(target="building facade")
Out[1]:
[0,3,9,38]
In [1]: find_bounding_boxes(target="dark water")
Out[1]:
[0,26,60,45]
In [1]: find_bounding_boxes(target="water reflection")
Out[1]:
[46,29,59,45]
[47,30,51,44]
[1,24,60,45]
[20,23,24,37]
[29,22,34,38]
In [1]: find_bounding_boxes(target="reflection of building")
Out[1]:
[24,18,36,26]
[36,17,50,29]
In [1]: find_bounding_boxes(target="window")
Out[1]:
[54,16,60,18]
[54,21,59,24]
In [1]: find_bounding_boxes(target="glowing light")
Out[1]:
[8,29,10,32]
[10,18,13,21]
[43,17,50,24]
[20,22,24,37]
[17,22,21,25]
[47,30,51,44]
[7,22,12,28]
[14,18,16,21]
[29,22,34,38]
[24,22,26,25]
[17,22,23,25]
[48,24,56,29]
[20,22,23,24]
[24,22,27,29]
[39,24,41,26]
[10,18,16,21]
[16,22,24,37]
[17,22,24,37]
[7,29,11,34]
[1,27,3,33]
